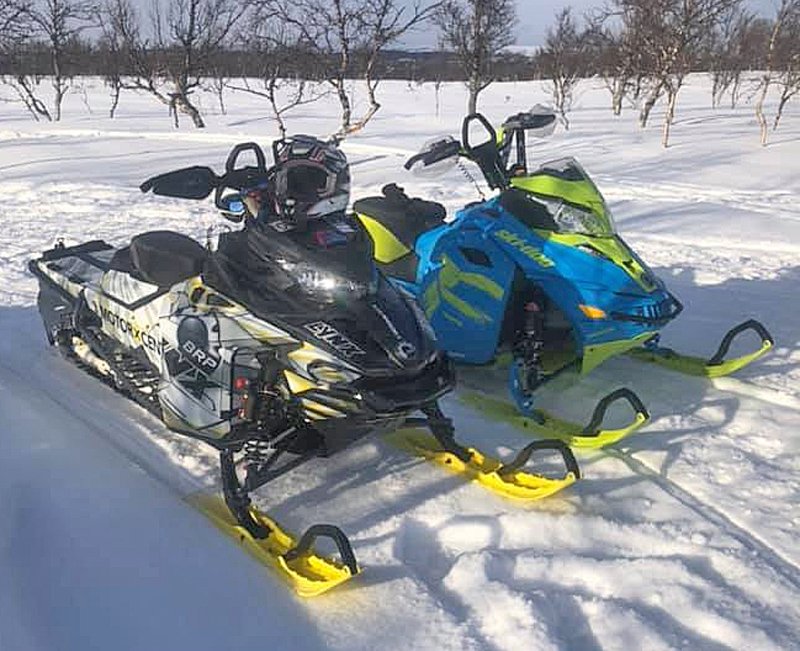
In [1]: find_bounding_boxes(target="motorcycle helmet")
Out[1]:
[269,135,350,223]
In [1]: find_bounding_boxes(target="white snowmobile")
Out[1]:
[28,137,580,596]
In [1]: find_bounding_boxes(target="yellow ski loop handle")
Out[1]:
[461,387,650,449]
[629,319,774,377]
[707,319,774,367]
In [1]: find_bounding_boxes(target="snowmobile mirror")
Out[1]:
[217,193,247,223]
[139,166,218,200]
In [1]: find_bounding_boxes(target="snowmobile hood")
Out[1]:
[203,229,437,376]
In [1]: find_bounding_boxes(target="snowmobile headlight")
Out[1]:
[552,204,604,235]
[279,259,376,301]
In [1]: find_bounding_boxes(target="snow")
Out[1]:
[1,76,799,650]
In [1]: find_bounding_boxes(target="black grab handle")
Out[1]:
[284,524,359,576]
[582,388,649,436]
[497,439,580,480]
[707,319,774,366]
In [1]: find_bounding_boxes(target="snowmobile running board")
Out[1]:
[628,319,774,378]
[187,494,358,598]
[460,388,650,449]
[387,428,580,500]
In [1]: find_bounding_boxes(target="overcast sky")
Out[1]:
[400,0,775,49]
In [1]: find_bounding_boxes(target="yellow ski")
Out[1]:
[387,428,579,501]
[188,493,358,598]
[461,387,649,449]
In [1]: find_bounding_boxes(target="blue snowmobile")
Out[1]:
[354,108,773,447]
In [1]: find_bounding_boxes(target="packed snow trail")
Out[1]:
[0,316,333,651]
[2,76,799,650]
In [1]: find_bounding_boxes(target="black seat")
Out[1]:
[111,231,208,287]
[353,184,445,251]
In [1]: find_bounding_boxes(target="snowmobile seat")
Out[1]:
[354,184,445,260]
[110,231,208,287]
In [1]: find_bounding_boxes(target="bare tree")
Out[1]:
[225,20,326,138]
[434,0,517,114]
[264,0,436,137]
[0,0,29,59]
[27,0,95,121]
[754,0,800,145]
[772,11,800,131]
[585,12,646,116]
[541,8,587,129]
[103,0,243,128]
[708,6,754,108]
[95,4,125,117]
[603,0,742,146]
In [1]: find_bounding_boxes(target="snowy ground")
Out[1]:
[1,77,798,651]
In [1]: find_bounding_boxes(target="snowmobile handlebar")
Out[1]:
[707,319,774,366]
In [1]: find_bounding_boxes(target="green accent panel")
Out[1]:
[511,174,608,220]
[424,255,503,325]
[421,281,440,318]
[628,340,772,377]
[582,332,656,374]
[441,286,492,323]
[439,254,504,299]
[356,213,410,264]
[460,392,648,449]
[536,231,657,292]
[443,311,463,327]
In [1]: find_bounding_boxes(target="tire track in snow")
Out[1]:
[605,447,800,592]
[597,176,800,223]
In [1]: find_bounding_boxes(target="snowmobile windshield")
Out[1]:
[509,158,617,237]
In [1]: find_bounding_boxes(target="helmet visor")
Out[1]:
[278,161,336,201]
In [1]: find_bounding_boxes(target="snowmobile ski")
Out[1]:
[386,427,579,501]
[628,319,773,378]
[460,387,649,449]
[188,493,358,598]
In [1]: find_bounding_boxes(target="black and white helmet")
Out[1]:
[270,135,350,222]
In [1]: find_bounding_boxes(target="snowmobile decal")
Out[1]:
[494,229,555,268]
[304,321,366,358]
[93,302,163,354]
[421,254,501,325]
[177,316,220,373]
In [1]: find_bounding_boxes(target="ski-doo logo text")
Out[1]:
[495,230,555,268]
[94,303,163,354]
[304,321,366,358]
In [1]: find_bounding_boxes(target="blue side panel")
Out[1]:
[415,223,516,364]
[486,213,670,353]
